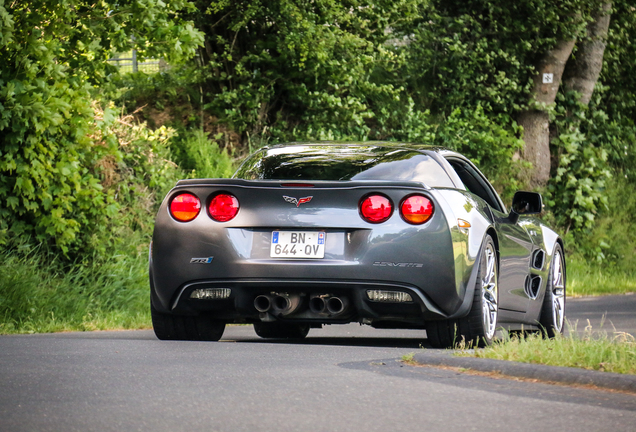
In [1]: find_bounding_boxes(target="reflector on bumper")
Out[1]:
[190,288,232,300]
[366,290,413,303]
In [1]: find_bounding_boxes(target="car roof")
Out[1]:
[259,141,449,153]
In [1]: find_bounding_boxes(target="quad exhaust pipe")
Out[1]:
[309,296,326,314]
[255,293,349,317]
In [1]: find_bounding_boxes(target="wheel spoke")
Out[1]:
[553,257,563,289]
[553,297,563,326]
[485,251,495,285]
[484,285,497,307]
[551,251,565,332]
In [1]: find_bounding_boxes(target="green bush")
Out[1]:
[170,129,236,179]
[566,175,636,268]
[83,104,184,253]
[0,0,203,256]
[106,70,204,129]
[184,0,425,145]
[434,106,526,201]
[547,124,611,235]
[0,105,239,334]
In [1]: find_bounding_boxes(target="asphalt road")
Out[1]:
[0,295,634,432]
[567,293,636,337]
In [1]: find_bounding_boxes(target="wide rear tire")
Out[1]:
[427,235,499,348]
[151,302,225,341]
[253,322,310,339]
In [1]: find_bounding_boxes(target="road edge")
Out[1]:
[412,350,636,393]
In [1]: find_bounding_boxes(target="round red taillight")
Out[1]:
[170,193,201,222]
[209,193,239,222]
[401,195,434,224]
[360,195,393,223]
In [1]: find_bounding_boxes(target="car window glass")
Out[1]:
[350,154,455,187]
[446,159,504,212]
[234,145,456,188]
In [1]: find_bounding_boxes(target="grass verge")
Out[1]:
[567,256,636,297]
[457,324,636,375]
[0,244,150,334]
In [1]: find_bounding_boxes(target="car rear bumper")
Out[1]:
[152,278,452,327]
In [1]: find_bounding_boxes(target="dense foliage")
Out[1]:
[398,0,588,117]
[176,0,635,239]
[545,0,636,247]
[0,0,203,254]
[185,0,417,143]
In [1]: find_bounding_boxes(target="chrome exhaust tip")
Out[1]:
[273,295,291,311]
[270,293,302,316]
[309,296,326,314]
[326,296,346,315]
[254,295,272,313]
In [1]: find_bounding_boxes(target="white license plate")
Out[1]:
[270,231,326,259]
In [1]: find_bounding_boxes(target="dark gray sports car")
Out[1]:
[149,142,565,347]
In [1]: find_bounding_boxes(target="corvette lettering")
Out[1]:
[373,262,424,268]
[283,195,313,207]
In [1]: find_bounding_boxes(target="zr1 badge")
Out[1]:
[190,257,214,264]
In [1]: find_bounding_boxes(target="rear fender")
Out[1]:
[431,189,494,314]
[446,232,494,319]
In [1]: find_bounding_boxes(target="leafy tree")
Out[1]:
[546,0,636,235]
[4,0,633,254]
[0,0,203,254]
[186,0,426,144]
[387,0,635,235]
[596,0,636,177]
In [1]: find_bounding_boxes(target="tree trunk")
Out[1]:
[518,39,576,188]
[563,1,612,106]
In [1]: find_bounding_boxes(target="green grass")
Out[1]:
[0,244,150,334]
[457,324,636,375]
[567,255,636,297]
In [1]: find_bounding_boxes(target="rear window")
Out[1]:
[233,145,455,188]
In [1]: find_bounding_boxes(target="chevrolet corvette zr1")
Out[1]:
[149,142,565,347]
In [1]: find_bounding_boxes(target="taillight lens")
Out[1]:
[170,193,201,222]
[360,195,393,223]
[209,193,239,222]
[401,195,434,224]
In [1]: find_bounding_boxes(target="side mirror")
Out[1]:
[508,191,543,224]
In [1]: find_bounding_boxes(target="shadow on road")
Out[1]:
[227,336,433,349]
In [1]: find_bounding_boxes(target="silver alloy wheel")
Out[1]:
[551,250,565,333]
[481,243,498,340]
